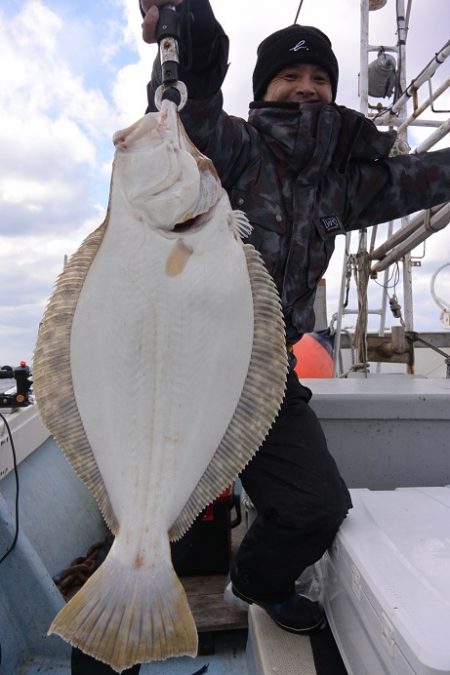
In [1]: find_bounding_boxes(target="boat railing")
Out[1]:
[332,0,450,377]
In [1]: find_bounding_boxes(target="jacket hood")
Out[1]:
[248,101,341,175]
[248,101,397,174]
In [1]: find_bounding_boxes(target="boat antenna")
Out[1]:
[294,0,306,24]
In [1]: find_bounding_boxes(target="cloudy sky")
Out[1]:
[0,0,449,367]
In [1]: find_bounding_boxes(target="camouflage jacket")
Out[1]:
[146,2,450,344]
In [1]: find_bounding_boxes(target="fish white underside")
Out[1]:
[70,192,254,560]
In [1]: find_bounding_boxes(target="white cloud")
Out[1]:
[0,0,449,368]
[112,61,152,122]
[0,1,121,365]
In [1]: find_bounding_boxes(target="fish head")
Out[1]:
[112,101,222,232]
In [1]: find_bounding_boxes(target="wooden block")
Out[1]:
[181,521,248,633]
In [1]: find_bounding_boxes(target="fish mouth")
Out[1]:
[158,202,220,239]
[168,212,211,238]
[172,215,201,234]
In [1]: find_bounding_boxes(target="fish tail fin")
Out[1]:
[48,554,198,672]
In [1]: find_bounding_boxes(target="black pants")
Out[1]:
[230,369,352,604]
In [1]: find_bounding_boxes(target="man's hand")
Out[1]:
[141,0,183,44]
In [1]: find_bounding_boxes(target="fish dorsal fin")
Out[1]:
[169,244,287,541]
[33,219,119,534]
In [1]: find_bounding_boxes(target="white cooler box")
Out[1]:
[321,487,450,675]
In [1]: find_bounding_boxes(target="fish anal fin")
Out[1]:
[49,551,197,671]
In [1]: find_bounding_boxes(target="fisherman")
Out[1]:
[72,1,450,671]
[139,0,450,637]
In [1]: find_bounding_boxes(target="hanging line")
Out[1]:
[294,0,306,24]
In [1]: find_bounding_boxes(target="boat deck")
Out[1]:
[181,521,248,636]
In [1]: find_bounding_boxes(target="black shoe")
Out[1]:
[71,648,141,674]
[232,585,326,635]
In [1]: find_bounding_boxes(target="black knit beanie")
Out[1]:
[252,25,339,101]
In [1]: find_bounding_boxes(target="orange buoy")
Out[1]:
[293,330,334,378]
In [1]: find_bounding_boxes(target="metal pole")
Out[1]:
[370,204,450,272]
[360,0,370,115]
[395,0,416,364]
[396,78,450,134]
[333,232,352,376]
[333,0,370,376]
[395,0,408,138]
[413,118,450,153]
[402,252,415,331]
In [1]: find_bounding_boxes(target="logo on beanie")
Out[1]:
[290,40,310,52]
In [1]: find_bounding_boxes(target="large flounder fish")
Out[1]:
[33,99,287,672]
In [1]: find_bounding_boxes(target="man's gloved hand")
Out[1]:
[140,0,183,43]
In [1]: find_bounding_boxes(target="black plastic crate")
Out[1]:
[171,485,240,576]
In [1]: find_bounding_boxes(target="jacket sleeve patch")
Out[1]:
[319,215,346,236]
